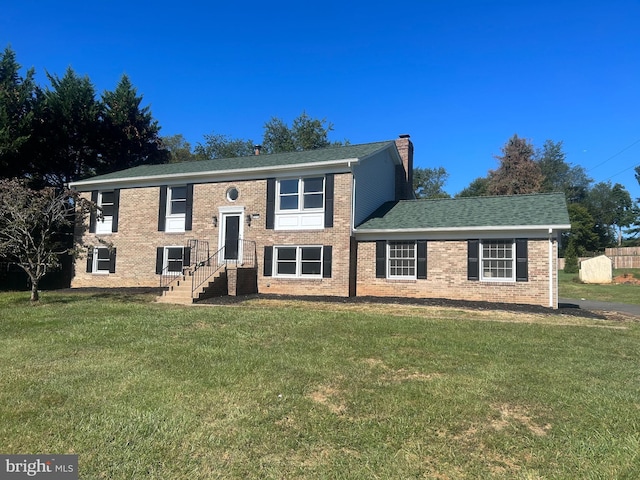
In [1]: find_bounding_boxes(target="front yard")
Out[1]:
[1,291,638,478]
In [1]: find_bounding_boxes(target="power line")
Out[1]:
[586,138,640,173]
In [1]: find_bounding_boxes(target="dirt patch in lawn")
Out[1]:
[613,273,640,285]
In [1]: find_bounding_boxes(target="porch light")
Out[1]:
[212,215,217,227]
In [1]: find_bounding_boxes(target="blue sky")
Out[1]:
[2,1,639,199]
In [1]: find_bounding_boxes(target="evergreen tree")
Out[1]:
[31,67,102,189]
[99,74,168,173]
[537,139,591,203]
[488,134,544,195]
[0,46,36,179]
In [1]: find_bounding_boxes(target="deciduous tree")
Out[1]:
[194,132,255,160]
[0,179,92,301]
[413,166,450,198]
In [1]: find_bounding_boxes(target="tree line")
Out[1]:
[2,45,639,297]
[414,134,640,267]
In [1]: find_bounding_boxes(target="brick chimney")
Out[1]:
[254,145,262,155]
[395,134,414,199]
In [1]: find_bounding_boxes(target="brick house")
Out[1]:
[69,135,570,308]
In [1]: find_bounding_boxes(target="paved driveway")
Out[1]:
[559,298,640,318]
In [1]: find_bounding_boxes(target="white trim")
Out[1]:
[163,245,185,275]
[549,229,554,308]
[273,245,324,278]
[218,207,245,262]
[355,226,570,242]
[92,247,111,274]
[387,241,417,280]
[68,159,358,190]
[480,239,516,282]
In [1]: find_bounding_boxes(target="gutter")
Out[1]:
[68,158,360,190]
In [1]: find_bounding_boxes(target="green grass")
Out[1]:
[560,268,640,305]
[1,291,639,479]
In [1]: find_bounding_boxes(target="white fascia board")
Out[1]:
[354,224,571,241]
[68,158,358,190]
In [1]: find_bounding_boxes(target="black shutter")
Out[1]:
[158,186,167,231]
[468,239,480,281]
[89,190,98,233]
[263,246,273,277]
[266,178,275,230]
[155,247,164,274]
[183,246,191,269]
[86,247,94,273]
[515,238,528,282]
[323,246,332,278]
[324,174,334,228]
[185,184,194,231]
[376,241,386,278]
[417,240,427,279]
[108,248,117,273]
[111,189,120,232]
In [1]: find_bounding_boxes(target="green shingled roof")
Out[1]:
[71,141,394,184]
[357,193,570,230]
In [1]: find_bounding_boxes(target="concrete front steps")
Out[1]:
[156,269,227,305]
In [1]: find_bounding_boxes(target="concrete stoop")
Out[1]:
[156,270,226,305]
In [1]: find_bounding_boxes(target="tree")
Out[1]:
[537,139,591,203]
[563,203,600,256]
[0,46,36,179]
[163,134,195,163]
[586,181,634,247]
[0,179,92,301]
[487,134,544,195]
[456,176,490,197]
[98,74,169,174]
[194,132,255,160]
[413,166,450,198]
[30,67,102,189]
[262,111,344,153]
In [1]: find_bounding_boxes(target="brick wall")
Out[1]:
[72,173,354,297]
[355,239,559,307]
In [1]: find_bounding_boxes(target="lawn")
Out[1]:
[559,268,640,305]
[1,290,639,479]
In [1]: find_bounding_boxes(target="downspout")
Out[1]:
[548,228,554,308]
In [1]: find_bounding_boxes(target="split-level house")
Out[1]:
[69,135,570,308]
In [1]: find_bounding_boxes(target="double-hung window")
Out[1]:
[274,246,323,278]
[155,246,191,275]
[388,241,416,279]
[96,191,115,234]
[277,177,324,212]
[481,240,514,281]
[376,240,427,280]
[273,177,326,230]
[86,247,116,274]
[162,185,191,233]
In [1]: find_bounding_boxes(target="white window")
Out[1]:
[277,177,324,212]
[275,177,325,230]
[274,246,323,278]
[164,246,185,274]
[93,247,113,274]
[96,191,115,234]
[481,240,515,281]
[166,186,187,232]
[388,241,416,279]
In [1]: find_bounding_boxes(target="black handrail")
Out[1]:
[191,246,226,295]
[191,239,257,296]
